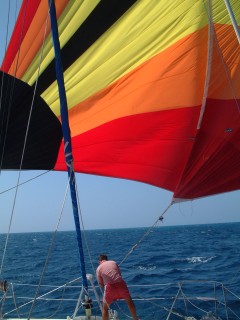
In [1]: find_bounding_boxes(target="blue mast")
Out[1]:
[48,0,88,293]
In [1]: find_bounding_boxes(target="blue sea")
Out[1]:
[0,223,240,319]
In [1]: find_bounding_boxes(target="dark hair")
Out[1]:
[98,254,108,261]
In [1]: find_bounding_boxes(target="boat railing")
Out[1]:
[0,279,239,319]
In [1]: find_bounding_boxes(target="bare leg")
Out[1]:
[102,302,109,320]
[125,297,138,320]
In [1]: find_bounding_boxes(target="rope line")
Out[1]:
[0,170,52,195]
[45,286,67,319]
[119,201,173,266]
[0,0,10,124]
[10,283,21,319]
[0,0,46,276]
[27,175,70,320]
[73,174,104,309]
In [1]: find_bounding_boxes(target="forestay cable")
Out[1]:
[48,0,89,307]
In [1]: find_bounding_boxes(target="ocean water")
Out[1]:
[0,223,240,319]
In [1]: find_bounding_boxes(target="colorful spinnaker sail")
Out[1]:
[0,0,239,200]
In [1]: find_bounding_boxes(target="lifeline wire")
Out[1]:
[4,277,81,317]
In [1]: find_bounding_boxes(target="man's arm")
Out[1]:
[96,268,104,287]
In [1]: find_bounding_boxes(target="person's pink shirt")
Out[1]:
[96,260,123,286]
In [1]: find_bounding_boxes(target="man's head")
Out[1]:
[98,254,108,262]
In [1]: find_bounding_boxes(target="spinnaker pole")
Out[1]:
[48,0,88,295]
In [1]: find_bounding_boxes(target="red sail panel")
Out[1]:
[174,99,240,199]
[173,24,240,199]
[54,107,200,192]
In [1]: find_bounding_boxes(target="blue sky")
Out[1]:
[0,169,239,233]
[0,1,239,233]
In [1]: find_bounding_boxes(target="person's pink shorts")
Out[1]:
[103,280,131,305]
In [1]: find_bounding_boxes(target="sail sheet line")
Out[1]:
[119,201,173,267]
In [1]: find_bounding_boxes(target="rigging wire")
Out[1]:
[0,0,29,276]
[0,170,53,195]
[0,0,10,116]
[48,0,89,295]
[0,0,238,317]
[72,185,174,312]
[0,0,99,315]
[9,283,21,319]
[223,0,240,44]
[23,7,70,318]
[73,176,104,309]
[0,0,28,172]
[119,201,173,266]
[27,177,72,320]
[0,5,69,320]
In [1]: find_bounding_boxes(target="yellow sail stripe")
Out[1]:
[42,0,211,116]
[22,0,101,84]
[212,0,240,24]
[42,0,240,117]
[10,0,239,118]
[8,0,68,78]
